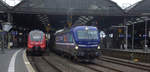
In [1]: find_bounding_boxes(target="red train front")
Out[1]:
[27,30,46,55]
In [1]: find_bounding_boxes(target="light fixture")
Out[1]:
[97,46,101,49]
[85,26,89,30]
[75,46,78,50]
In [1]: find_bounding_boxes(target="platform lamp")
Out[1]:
[1,22,12,50]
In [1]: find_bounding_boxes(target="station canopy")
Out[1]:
[0,0,9,12]
[126,0,150,16]
[0,0,124,16]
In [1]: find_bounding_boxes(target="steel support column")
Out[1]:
[144,19,148,52]
[132,23,134,51]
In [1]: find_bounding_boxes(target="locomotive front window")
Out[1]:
[77,30,98,40]
[30,32,44,41]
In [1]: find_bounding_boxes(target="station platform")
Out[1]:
[106,48,150,53]
[101,48,150,63]
[0,48,32,72]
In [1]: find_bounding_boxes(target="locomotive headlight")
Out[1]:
[75,46,79,50]
[97,46,101,49]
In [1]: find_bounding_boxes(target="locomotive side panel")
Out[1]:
[55,26,101,61]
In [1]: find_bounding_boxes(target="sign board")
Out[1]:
[2,22,12,32]
[11,31,18,35]
[0,32,6,35]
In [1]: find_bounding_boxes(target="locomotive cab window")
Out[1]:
[77,30,99,40]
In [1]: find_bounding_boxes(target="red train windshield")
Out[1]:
[29,30,44,41]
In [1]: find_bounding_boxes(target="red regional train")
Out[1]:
[27,30,46,55]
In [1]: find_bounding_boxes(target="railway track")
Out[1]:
[29,53,120,72]
[57,53,122,72]
[92,62,122,72]
[28,56,61,72]
[79,63,122,72]
[78,64,103,72]
[28,54,94,72]
[43,54,95,72]
[29,56,40,72]
[28,53,150,72]
[98,56,150,72]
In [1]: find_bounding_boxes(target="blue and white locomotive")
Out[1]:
[55,26,101,61]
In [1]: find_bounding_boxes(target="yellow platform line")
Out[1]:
[23,50,35,72]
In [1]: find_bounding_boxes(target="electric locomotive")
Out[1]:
[55,26,101,61]
[27,30,46,55]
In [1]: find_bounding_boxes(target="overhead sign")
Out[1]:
[0,32,6,35]
[11,31,18,35]
[2,22,12,32]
